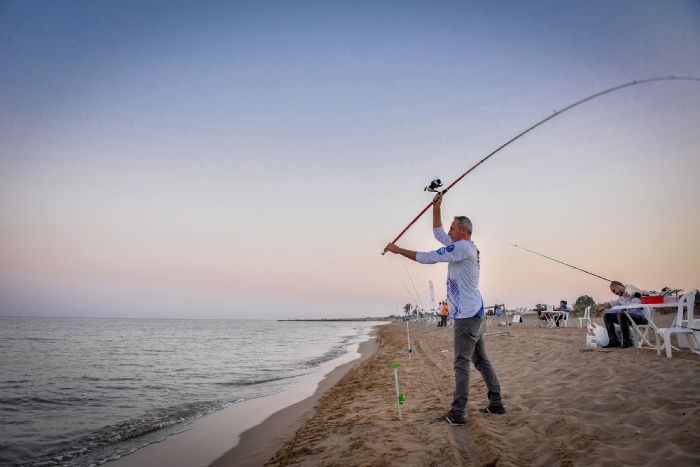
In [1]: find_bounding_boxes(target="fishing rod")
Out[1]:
[504,241,612,283]
[381,76,700,255]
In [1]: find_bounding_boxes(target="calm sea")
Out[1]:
[0,317,381,466]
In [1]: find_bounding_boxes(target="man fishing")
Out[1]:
[384,193,505,425]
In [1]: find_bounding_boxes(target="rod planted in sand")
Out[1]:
[391,361,404,420]
[406,320,413,360]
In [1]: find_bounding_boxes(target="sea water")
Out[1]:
[0,317,381,466]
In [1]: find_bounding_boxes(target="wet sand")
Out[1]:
[210,338,377,467]
[241,317,700,466]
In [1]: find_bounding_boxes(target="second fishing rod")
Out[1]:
[504,241,612,283]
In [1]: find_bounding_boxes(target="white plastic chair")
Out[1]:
[656,290,699,358]
[577,306,591,328]
[630,307,656,349]
[560,310,569,327]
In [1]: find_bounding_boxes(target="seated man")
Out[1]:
[596,280,647,348]
[553,300,568,327]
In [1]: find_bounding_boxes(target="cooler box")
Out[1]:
[641,296,664,304]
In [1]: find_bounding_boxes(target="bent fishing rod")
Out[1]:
[381,75,700,255]
[504,241,612,283]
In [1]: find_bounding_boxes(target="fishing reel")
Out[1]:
[424,178,443,192]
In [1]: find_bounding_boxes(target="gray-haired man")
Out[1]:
[384,193,505,425]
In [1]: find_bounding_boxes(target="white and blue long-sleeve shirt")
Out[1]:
[607,283,644,316]
[415,227,484,319]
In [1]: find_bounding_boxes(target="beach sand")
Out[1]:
[217,316,700,466]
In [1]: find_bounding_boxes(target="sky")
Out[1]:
[1,0,699,319]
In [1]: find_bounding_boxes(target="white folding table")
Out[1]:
[542,311,562,328]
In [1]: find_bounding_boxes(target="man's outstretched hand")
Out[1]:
[384,243,400,254]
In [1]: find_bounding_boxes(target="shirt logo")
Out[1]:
[437,247,446,255]
[446,245,455,252]
[447,278,460,300]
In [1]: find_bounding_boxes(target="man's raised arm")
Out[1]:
[432,192,452,246]
[433,192,443,229]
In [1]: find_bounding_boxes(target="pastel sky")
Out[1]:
[1,1,699,319]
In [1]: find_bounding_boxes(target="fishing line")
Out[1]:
[398,275,418,306]
[504,240,612,282]
[403,265,425,310]
[382,76,700,254]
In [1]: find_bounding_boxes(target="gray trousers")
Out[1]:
[452,316,502,415]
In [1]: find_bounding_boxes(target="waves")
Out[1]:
[20,400,231,467]
[0,318,378,466]
[302,343,349,368]
[214,374,298,386]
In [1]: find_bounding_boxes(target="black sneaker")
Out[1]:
[478,404,506,415]
[621,341,634,349]
[431,412,466,425]
[602,342,621,348]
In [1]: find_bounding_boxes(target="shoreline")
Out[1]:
[259,319,700,466]
[105,317,700,466]
[210,335,378,466]
[106,325,382,467]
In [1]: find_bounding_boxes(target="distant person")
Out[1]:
[441,301,449,327]
[384,192,505,425]
[596,281,646,348]
[554,300,568,327]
